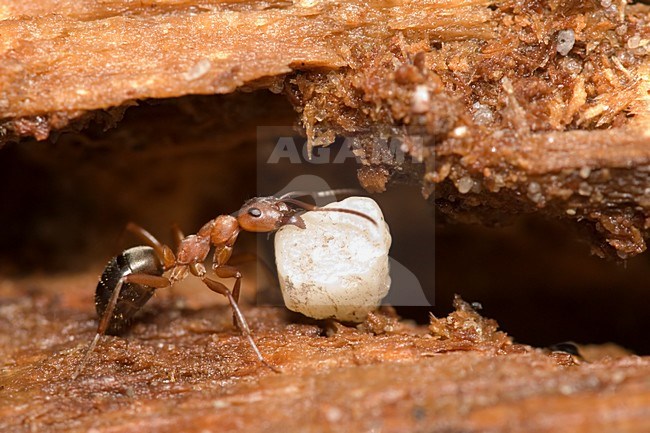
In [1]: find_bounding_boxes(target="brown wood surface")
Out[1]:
[1,276,649,433]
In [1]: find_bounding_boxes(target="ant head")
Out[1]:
[236,197,306,233]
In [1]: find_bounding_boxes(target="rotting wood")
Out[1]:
[0,0,649,256]
[1,279,649,433]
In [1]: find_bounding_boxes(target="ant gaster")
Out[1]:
[74,191,375,378]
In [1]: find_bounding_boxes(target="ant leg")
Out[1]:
[164,224,185,302]
[214,265,243,327]
[201,276,279,373]
[73,273,171,379]
[125,222,176,268]
[125,222,165,254]
[227,253,280,306]
[214,265,242,303]
[229,252,278,294]
[170,223,184,250]
[229,252,275,281]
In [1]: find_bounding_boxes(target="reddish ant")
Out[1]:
[74,190,375,378]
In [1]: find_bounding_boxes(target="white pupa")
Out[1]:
[274,197,391,322]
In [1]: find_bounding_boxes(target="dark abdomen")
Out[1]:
[95,246,164,335]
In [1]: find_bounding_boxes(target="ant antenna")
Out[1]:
[281,198,377,226]
[278,189,364,201]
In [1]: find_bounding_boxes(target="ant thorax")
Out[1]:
[175,234,211,265]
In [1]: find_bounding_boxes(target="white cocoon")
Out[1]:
[274,197,391,322]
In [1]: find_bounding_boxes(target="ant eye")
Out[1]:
[248,208,262,218]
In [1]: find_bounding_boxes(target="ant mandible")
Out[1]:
[74,190,375,378]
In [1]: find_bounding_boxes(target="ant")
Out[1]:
[74,190,375,378]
